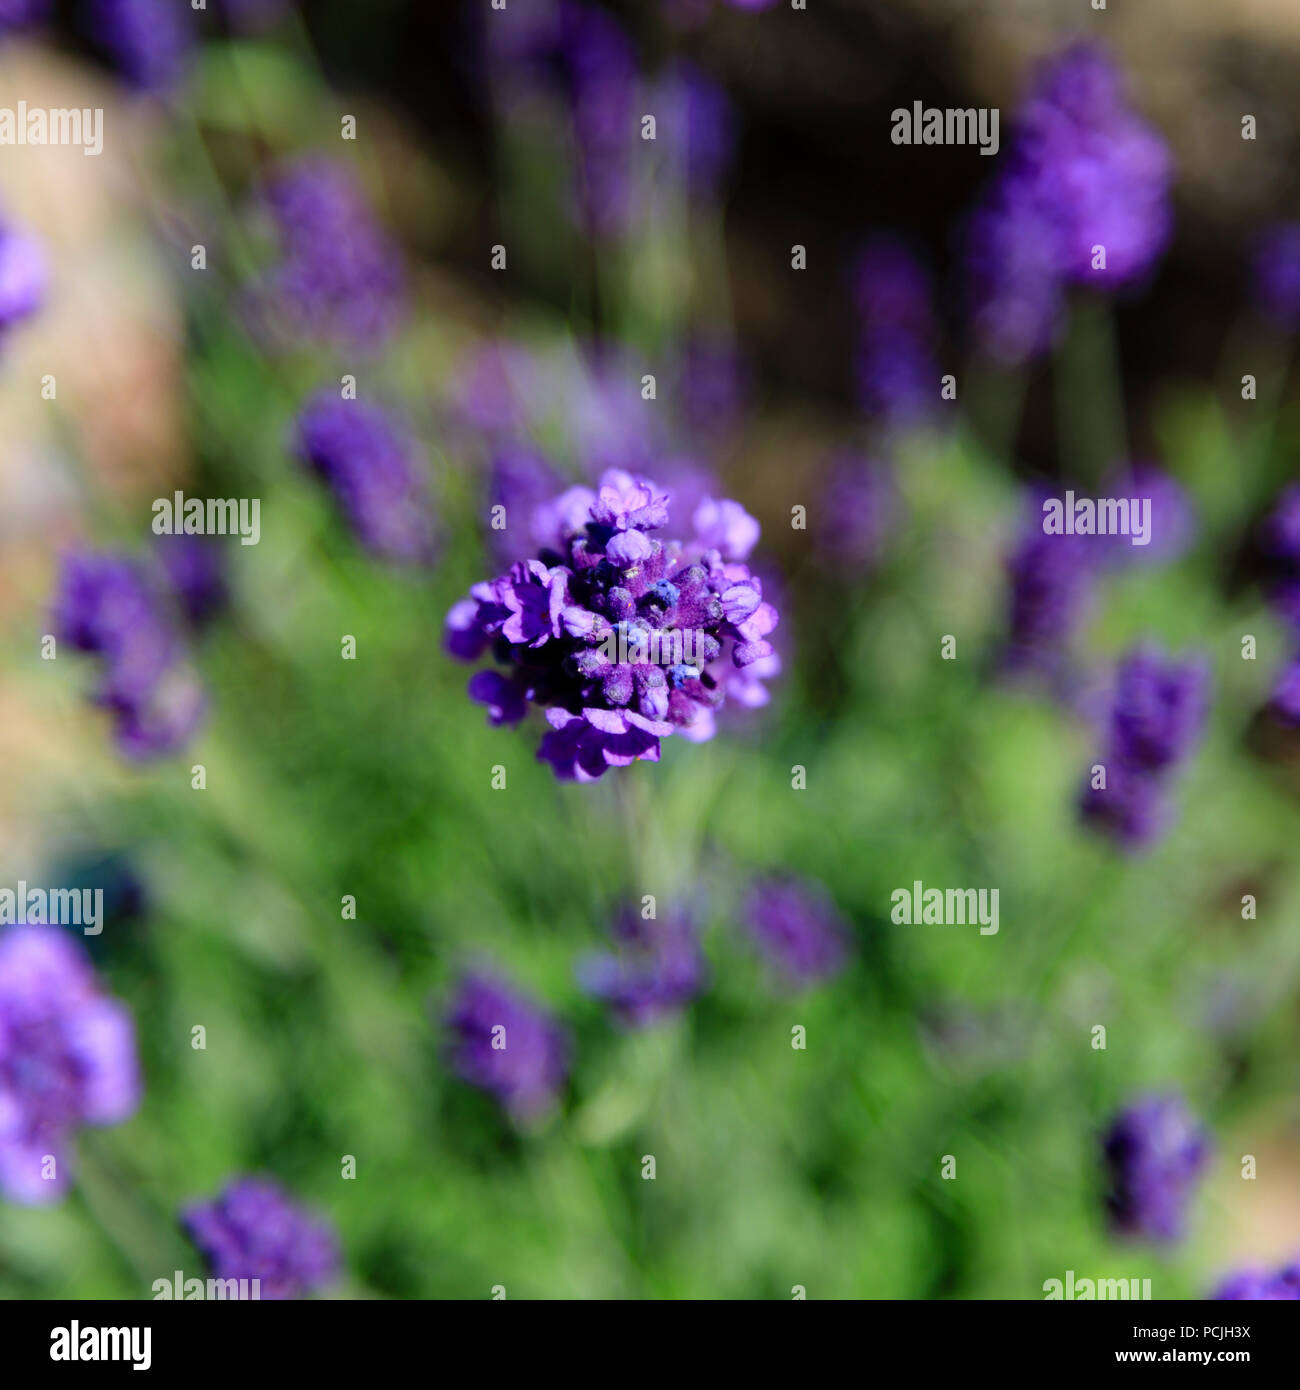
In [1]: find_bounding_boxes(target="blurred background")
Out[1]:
[2,0,1300,1299]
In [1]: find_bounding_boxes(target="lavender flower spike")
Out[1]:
[0,925,141,1205]
[578,906,707,1027]
[742,876,850,989]
[1101,1094,1211,1241]
[182,1177,339,1299]
[445,972,569,1121]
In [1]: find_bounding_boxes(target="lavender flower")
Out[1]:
[1212,1259,1300,1301]
[1080,646,1209,850]
[850,235,940,428]
[742,876,850,989]
[445,973,569,1121]
[0,925,141,1205]
[0,0,47,35]
[1258,484,1300,632]
[488,445,563,566]
[1250,223,1300,333]
[1099,463,1195,567]
[154,534,228,629]
[446,467,776,780]
[87,0,194,93]
[965,42,1172,362]
[655,61,736,203]
[255,159,405,352]
[51,552,205,759]
[1102,1095,1211,1241]
[578,907,707,1027]
[0,218,46,339]
[294,393,435,565]
[1001,493,1094,682]
[182,1177,339,1299]
[819,452,895,573]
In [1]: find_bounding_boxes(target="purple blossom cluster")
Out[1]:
[182,1177,339,1299]
[578,906,707,1027]
[1211,1257,1300,1301]
[849,235,941,429]
[254,160,405,352]
[0,926,141,1205]
[446,468,777,780]
[1079,646,1209,850]
[1101,1094,1211,1242]
[444,973,570,1122]
[51,552,206,759]
[1250,223,1300,333]
[742,876,850,989]
[0,213,46,341]
[87,0,194,94]
[294,394,436,565]
[964,42,1173,364]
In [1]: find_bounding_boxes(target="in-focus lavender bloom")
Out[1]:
[1250,223,1300,333]
[819,452,895,573]
[0,0,47,35]
[964,42,1172,363]
[1080,646,1209,850]
[0,925,141,1205]
[742,876,850,989]
[1099,463,1195,567]
[1001,493,1094,682]
[87,0,194,93]
[1102,1095,1211,1241]
[445,468,777,779]
[850,235,940,428]
[0,218,46,339]
[1212,1259,1300,1301]
[578,906,707,1027]
[254,159,405,352]
[294,393,435,565]
[445,972,569,1121]
[51,552,205,759]
[154,534,228,629]
[182,1177,339,1299]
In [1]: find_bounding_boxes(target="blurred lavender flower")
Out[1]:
[850,235,940,428]
[819,452,895,573]
[655,61,737,202]
[1080,646,1209,850]
[1101,1095,1211,1241]
[0,925,141,1205]
[154,534,228,630]
[742,876,850,989]
[1001,492,1094,682]
[87,0,194,93]
[446,468,777,779]
[294,393,435,565]
[51,552,205,758]
[182,1177,339,1299]
[1258,484,1300,631]
[255,159,405,352]
[445,973,569,1121]
[488,445,563,565]
[578,906,707,1027]
[1212,1259,1300,1300]
[1268,654,1300,725]
[1250,223,1300,333]
[964,42,1172,363]
[0,0,46,35]
[0,218,46,339]
[673,332,751,443]
[1099,463,1195,567]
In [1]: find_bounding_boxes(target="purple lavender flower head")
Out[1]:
[656,61,737,202]
[1102,1094,1211,1241]
[1107,646,1209,774]
[51,552,205,758]
[294,393,435,565]
[1099,463,1195,567]
[0,219,46,337]
[0,925,141,1205]
[1211,1260,1300,1301]
[578,906,707,1027]
[255,159,405,352]
[0,0,47,37]
[742,876,850,989]
[1251,223,1300,333]
[1001,492,1094,681]
[445,973,569,1122]
[850,235,940,428]
[182,1177,339,1299]
[87,0,194,94]
[154,534,228,629]
[446,467,779,780]
[851,235,936,339]
[819,452,895,573]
